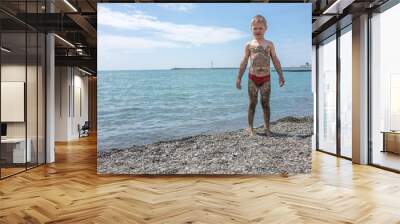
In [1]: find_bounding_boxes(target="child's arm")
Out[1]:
[270,42,285,87]
[236,43,250,90]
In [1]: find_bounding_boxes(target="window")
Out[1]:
[317,35,337,154]
[370,3,400,171]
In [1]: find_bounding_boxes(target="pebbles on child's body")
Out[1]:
[98,116,313,175]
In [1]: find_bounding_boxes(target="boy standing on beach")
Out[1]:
[236,15,285,136]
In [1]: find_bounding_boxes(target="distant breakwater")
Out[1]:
[170,67,311,72]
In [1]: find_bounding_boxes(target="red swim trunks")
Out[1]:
[249,73,270,86]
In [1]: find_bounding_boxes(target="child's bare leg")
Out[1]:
[260,81,271,136]
[247,79,258,136]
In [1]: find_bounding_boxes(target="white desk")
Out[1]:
[1,138,31,163]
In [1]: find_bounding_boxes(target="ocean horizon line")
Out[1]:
[98,67,311,73]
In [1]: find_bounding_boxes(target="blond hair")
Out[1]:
[251,14,267,28]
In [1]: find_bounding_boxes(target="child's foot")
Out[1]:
[264,129,272,136]
[246,127,255,136]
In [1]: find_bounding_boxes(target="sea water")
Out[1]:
[98,69,313,150]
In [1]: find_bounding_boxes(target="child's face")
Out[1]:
[251,22,266,39]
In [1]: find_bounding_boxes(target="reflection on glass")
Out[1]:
[318,36,337,154]
[340,28,352,158]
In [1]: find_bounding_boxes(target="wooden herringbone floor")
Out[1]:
[1,134,400,224]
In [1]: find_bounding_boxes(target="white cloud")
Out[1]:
[97,5,246,47]
[98,6,157,31]
[157,3,196,12]
[98,35,181,51]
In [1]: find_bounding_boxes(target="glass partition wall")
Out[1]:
[316,25,353,159]
[0,30,27,177]
[0,2,46,179]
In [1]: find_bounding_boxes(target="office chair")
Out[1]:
[79,121,90,138]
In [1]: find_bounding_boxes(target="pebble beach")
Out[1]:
[98,116,313,175]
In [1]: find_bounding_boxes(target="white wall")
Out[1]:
[71,72,89,138]
[55,66,70,141]
[55,67,89,141]
[1,65,26,140]
[1,65,41,138]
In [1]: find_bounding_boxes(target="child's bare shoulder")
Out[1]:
[264,40,275,52]
[247,40,255,46]
[245,40,253,47]
[265,39,274,46]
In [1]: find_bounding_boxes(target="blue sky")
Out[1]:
[98,3,311,70]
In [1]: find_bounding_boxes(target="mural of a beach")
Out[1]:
[97,3,312,174]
